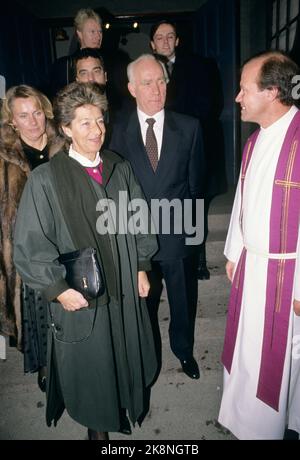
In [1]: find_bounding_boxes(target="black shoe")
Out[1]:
[119,413,132,435]
[283,428,299,440]
[197,265,210,280]
[180,357,200,379]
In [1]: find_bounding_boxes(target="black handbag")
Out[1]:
[58,247,105,300]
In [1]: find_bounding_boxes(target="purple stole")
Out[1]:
[222,110,300,411]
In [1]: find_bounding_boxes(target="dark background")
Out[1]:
[0,0,299,184]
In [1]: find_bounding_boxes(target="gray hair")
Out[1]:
[127,54,168,84]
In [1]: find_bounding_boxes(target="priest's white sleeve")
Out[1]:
[224,173,244,263]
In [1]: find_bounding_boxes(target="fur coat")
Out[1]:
[0,147,30,347]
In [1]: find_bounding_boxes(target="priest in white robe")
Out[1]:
[218,51,300,440]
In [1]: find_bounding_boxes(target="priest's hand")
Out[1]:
[226,260,235,282]
[57,289,89,311]
[293,299,300,316]
[138,271,150,298]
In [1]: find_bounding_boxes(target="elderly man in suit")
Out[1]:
[110,54,205,379]
[150,20,227,281]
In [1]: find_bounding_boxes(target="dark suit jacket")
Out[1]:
[166,54,223,121]
[165,54,227,197]
[47,54,75,100]
[110,110,205,260]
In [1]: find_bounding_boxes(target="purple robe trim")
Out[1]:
[222,110,300,411]
[221,248,247,372]
[257,111,300,410]
[221,130,259,373]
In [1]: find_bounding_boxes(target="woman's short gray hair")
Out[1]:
[52,82,107,153]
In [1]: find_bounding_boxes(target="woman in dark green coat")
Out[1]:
[14,82,158,440]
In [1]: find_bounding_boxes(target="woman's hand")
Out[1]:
[293,299,300,316]
[57,289,89,311]
[226,260,235,283]
[138,271,150,298]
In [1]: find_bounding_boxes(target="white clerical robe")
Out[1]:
[218,106,300,440]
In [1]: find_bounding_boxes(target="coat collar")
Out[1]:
[100,149,124,187]
[0,147,31,174]
[58,148,124,188]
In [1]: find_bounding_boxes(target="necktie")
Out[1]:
[167,60,173,77]
[145,118,158,171]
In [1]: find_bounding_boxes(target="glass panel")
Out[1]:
[280,0,287,29]
[290,0,300,20]
[289,20,297,50]
[271,38,277,49]
[279,30,287,50]
[272,1,277,35]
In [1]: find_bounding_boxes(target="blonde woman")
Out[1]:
[0,85,55,390]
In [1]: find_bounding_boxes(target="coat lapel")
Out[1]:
[154,112,180,191]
